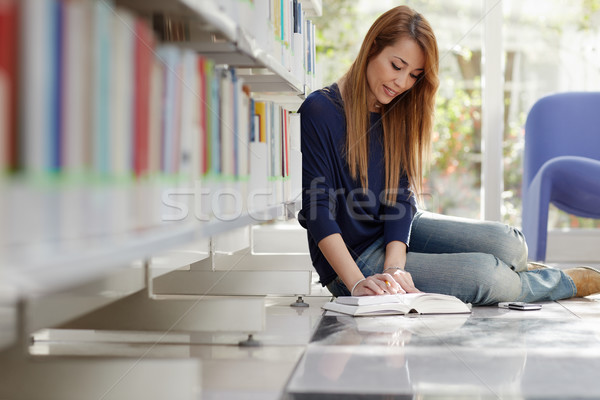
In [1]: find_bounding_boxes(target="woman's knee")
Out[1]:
[409,252,519,305]
[458,254,520,305]
[493,223,528,268]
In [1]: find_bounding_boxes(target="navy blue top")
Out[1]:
[297,84,417,286]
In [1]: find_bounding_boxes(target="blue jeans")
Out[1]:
[326,211,577,305]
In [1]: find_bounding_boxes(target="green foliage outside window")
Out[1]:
[313,0,600,229]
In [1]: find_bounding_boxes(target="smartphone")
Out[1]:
[498,301,542,311]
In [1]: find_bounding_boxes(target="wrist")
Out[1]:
[350,278,366,296]
[383,266,404,273]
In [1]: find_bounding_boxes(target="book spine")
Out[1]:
[248,97,255,143]
[271,102,276,179]
[172,54,183,174]
[311,21,316,85]
[92,0,113,177]
[283,108,289,177]
[254,101,266,143]
[204,58,214,175]
[189,52,201,181]
[133,17,153,178]
[237,84,250,177]
[61,0,88,178]
[156,45,180,175]
[198,56,207,176]
[0,0,19,172]
[210,65,221,175]
[232,69,239,177]
[148,57,164,176]
[220,67,233,178]
[288,112,301,202]
[110,8,134,179]
[21,0,54,176]
[178,49,198,179]
[51,0,63,172]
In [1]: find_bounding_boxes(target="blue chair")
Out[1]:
[522,92,600,262]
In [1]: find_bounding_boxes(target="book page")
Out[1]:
[336,293,433,307]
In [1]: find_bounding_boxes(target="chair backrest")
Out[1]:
[523,92,600,188]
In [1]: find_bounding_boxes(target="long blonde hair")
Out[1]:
[341,6,439,203]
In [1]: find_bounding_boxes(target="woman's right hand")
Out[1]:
[350,273,404,296]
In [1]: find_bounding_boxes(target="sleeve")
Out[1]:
[381,174,417,246]
[297,95,343,244]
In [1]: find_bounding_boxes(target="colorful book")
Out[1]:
[273,0,281,42]
[155,45,181,174]
[148,57,164,175]
[254,101,266,143]
[249,98,256,143]
[92,0,113,177]
[133,17,154,177]
[21,0,57,175]
[270,101,280,178]
[283,108,289,177]
[111,8,135,178]
[232,69,239,177]
[197,56,206,176]
[0,0,19,171]
[209,65,221,175]
[220,67,234,177]
[172,53,183,174]
[179,49,198,178]
[237,84,251,177]
[203,58,215,175]
[61,0,91,177]
[50,0,63,172]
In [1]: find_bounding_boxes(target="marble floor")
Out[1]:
[1,292,600,399]
[285,295,600,399]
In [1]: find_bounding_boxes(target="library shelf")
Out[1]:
[299,0,323,17]
[1,0,315,353]
[2,218,197,299]
[1,181,300,299]
[114,0,237,43]
[116,0,306,94]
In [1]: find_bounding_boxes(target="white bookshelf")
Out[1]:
[116,0,308,93]
[300,0,323,17]
[2,0,318,353]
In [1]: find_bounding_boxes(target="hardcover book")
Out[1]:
[323,293,472,317]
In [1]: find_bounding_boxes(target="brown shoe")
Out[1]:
[564,267,600,297]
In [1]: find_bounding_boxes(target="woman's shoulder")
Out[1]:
[299,83,343,116]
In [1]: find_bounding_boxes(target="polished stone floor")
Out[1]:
[285,296,600,399]
[2,294,600,399]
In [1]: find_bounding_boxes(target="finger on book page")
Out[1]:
[392,270,421,293]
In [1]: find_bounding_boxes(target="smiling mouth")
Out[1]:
[383,85,397,97]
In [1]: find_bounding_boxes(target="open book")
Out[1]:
[322,293,472,316]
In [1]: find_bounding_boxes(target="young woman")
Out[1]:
[297,5,600,305]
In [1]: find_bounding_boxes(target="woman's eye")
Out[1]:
[392,63,401,71]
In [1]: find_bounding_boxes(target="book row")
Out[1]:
[211,0,317,89]
[0,0,303,184]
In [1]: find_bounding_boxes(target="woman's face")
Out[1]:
[365,38,425,111]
